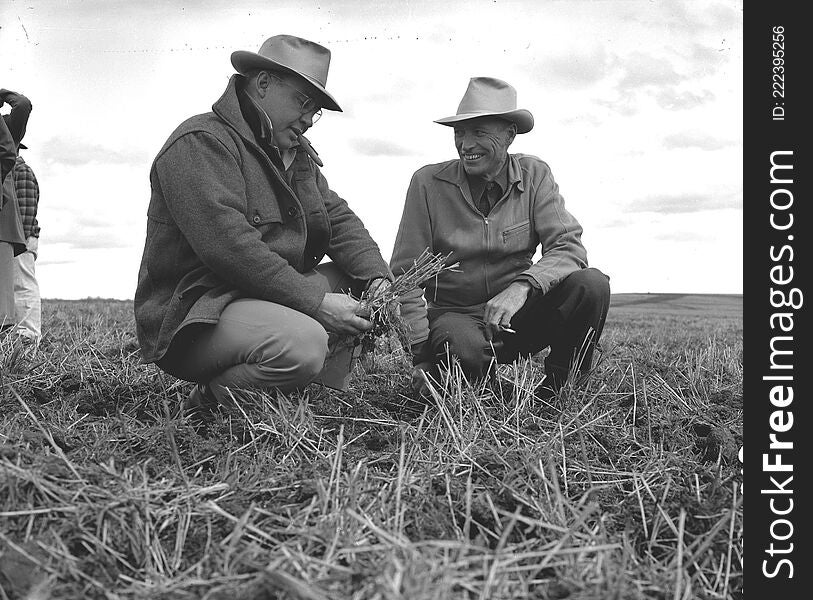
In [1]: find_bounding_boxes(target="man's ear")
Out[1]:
[255,71,272,97]
[506,123,518,146]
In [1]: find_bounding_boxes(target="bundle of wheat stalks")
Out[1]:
[353,249,458,350]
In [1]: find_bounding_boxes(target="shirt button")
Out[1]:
[287,206,298,217]
[253,215,261,224]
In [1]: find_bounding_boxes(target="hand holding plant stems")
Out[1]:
[348,249,459,351]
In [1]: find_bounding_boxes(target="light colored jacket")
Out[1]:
[135,75,390,364]
[390,154,587,345]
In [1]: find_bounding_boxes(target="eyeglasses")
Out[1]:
[269,74,323,123]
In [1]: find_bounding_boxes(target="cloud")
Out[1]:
[626,193,741,214]
[668,1,742,34]
[596,51,688,116]
[534,46,612,90]
[595,91,639,117]
[687,43,729,76]
[654,230,713,242]
[631,0,742,35]
[37,257,76,266]
[663,131,733,150]
[617,52,683,92]
[656,88,715,110]
[39,136,150,167]
[348,137,415,157]
[46,226,135,250]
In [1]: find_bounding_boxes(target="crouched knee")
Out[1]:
[253,320,329,390]
[573,268,611,305]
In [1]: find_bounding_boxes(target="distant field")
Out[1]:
[610,293,742,317]
[0,298,743,599]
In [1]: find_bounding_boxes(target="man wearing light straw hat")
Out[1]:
[135,35,392,409]
[391,77,610,400]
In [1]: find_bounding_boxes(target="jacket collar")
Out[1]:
[213,74,299,171]
[434,153,525,193]
[212,74,258,145]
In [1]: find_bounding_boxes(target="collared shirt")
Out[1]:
[13,155,39,238]
[467,158,510,217]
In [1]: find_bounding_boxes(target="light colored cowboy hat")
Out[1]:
[435,77,533,134]
[231,34,342,112]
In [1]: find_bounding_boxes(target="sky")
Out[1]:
[0,0,743,299]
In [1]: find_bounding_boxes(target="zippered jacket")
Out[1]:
[390,154,587,346]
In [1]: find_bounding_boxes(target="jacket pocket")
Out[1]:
[177,269,224,300]
[502,219,530,243]
[248,202,284,227]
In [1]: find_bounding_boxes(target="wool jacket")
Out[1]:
[390,154,588,347]
[135,75,390,364]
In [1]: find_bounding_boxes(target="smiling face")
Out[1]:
[453,117,517,179]
[251,71,322,150]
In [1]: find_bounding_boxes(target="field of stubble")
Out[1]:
[0,294,742,600]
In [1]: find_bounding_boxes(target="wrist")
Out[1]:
[512,280,533,295]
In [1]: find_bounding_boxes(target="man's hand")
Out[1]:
[366,277,391,300]
[365,277,400,318]
[315,293,374,335]
[483,280,533,339]
[411,361,434,398]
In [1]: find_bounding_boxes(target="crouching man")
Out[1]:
[135,35,392,408]
[390,77,610,399]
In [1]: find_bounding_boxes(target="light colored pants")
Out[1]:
[157,262,359,402]
[0,241,14,331]
[13,236,41,340]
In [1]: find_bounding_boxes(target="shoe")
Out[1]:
[534,363,592,405]
[533,380,558,403]
[183,384,219,421]
[487,375,516,402]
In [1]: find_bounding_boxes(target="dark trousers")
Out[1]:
[426,268,610,384]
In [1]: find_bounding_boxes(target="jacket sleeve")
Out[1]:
[154,131,327,316]
[390,170,433,347]
[315,165,392,284]
[1,117,16,208]
[0,90,32,148]
[520,163,588,294]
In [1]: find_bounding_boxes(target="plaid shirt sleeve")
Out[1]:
[13,156,40,238]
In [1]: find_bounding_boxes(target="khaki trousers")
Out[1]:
[0,241,14,331]
[14,236,41,340]
[157,263,359,402]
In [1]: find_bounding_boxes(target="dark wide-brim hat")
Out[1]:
[434,77,533,134]
[231,34,341,112]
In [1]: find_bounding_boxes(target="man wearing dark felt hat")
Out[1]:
[135,35,393,408]
[391,77,610,400]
